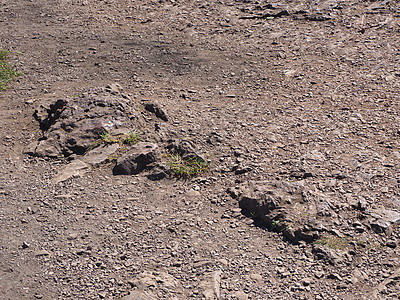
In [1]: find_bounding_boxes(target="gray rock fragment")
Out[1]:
[26,87,137,158]
[52,160,89,184]
[198,270,222,300]
[113,142,158,175]
[370,209,400,235]
[121,290,156,300]
[144,101,169,122]
[82,143,120,167]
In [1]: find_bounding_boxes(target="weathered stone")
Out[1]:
[52,160,89,184]
[82,143,120,167]
[235,181,317,242]
[113,142,158,175]
[121,290,156,300]
[144,101,169,122]
[232,291,248,300]
[312,244,343,265]
[166,140,203,161]
[27,87,137,158]
[25,139,60,158]
[198,270,222,300]
[370,209,400,235]
[126,271,182,299]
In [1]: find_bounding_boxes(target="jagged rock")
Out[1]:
[232,181,329,243]
[113,142,158,175]
[27,87,138,158]
[33,99,68,131]
[370,209,400,235]
[144,101,169,122]
[147,163,168,181]
[166,139,204,161]
[312,244,344,265]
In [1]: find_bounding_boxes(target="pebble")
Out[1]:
[35,250,50,257]
[249,273,263,282]
[233,290,248,300]
[386,239,397,248]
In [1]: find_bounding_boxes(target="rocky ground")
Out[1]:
[1,0,400,299]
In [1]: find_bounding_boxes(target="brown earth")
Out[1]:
[1,0,400,299]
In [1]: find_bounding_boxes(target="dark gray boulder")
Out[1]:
[113,142,159,175]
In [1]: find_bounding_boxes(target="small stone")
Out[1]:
[232,290,248,300]
[144,101,169,121]
[327,273,342,280]
[185,189,201,198]
[302,278,312,286]
[386,240,397,248]
[249,273,263,282]
[34,294,43,299]
[35,250,50,257]
[314,271,325,279]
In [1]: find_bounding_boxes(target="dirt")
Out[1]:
[1,0,400,299]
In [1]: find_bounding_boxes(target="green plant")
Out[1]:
[0,50,21,91]
[272,220,280,228]
[123,131,139,146]
[314,234,348,250]
[99,129,118,144]
[168,153,208,178]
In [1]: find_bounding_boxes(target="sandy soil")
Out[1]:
[1,0,400,299]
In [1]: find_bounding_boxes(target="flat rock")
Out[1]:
[35,250,50,257]
[82,143,120,167]
[52,160,89,184]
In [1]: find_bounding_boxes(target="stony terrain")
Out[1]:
[1,0,400,299]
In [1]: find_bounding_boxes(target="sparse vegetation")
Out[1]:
[0,50,21,91]
[99,129,118,144]
[123,130,139,146]
[168,153,208,178]
[271,220,280,229]
[314,234,348,250]
[89,129,140,151]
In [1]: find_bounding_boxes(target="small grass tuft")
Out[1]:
[314,234,348,250]
[123,131,139,146]
[99,129,118,144]
[168,153,208,178]
[0,50,21,91]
